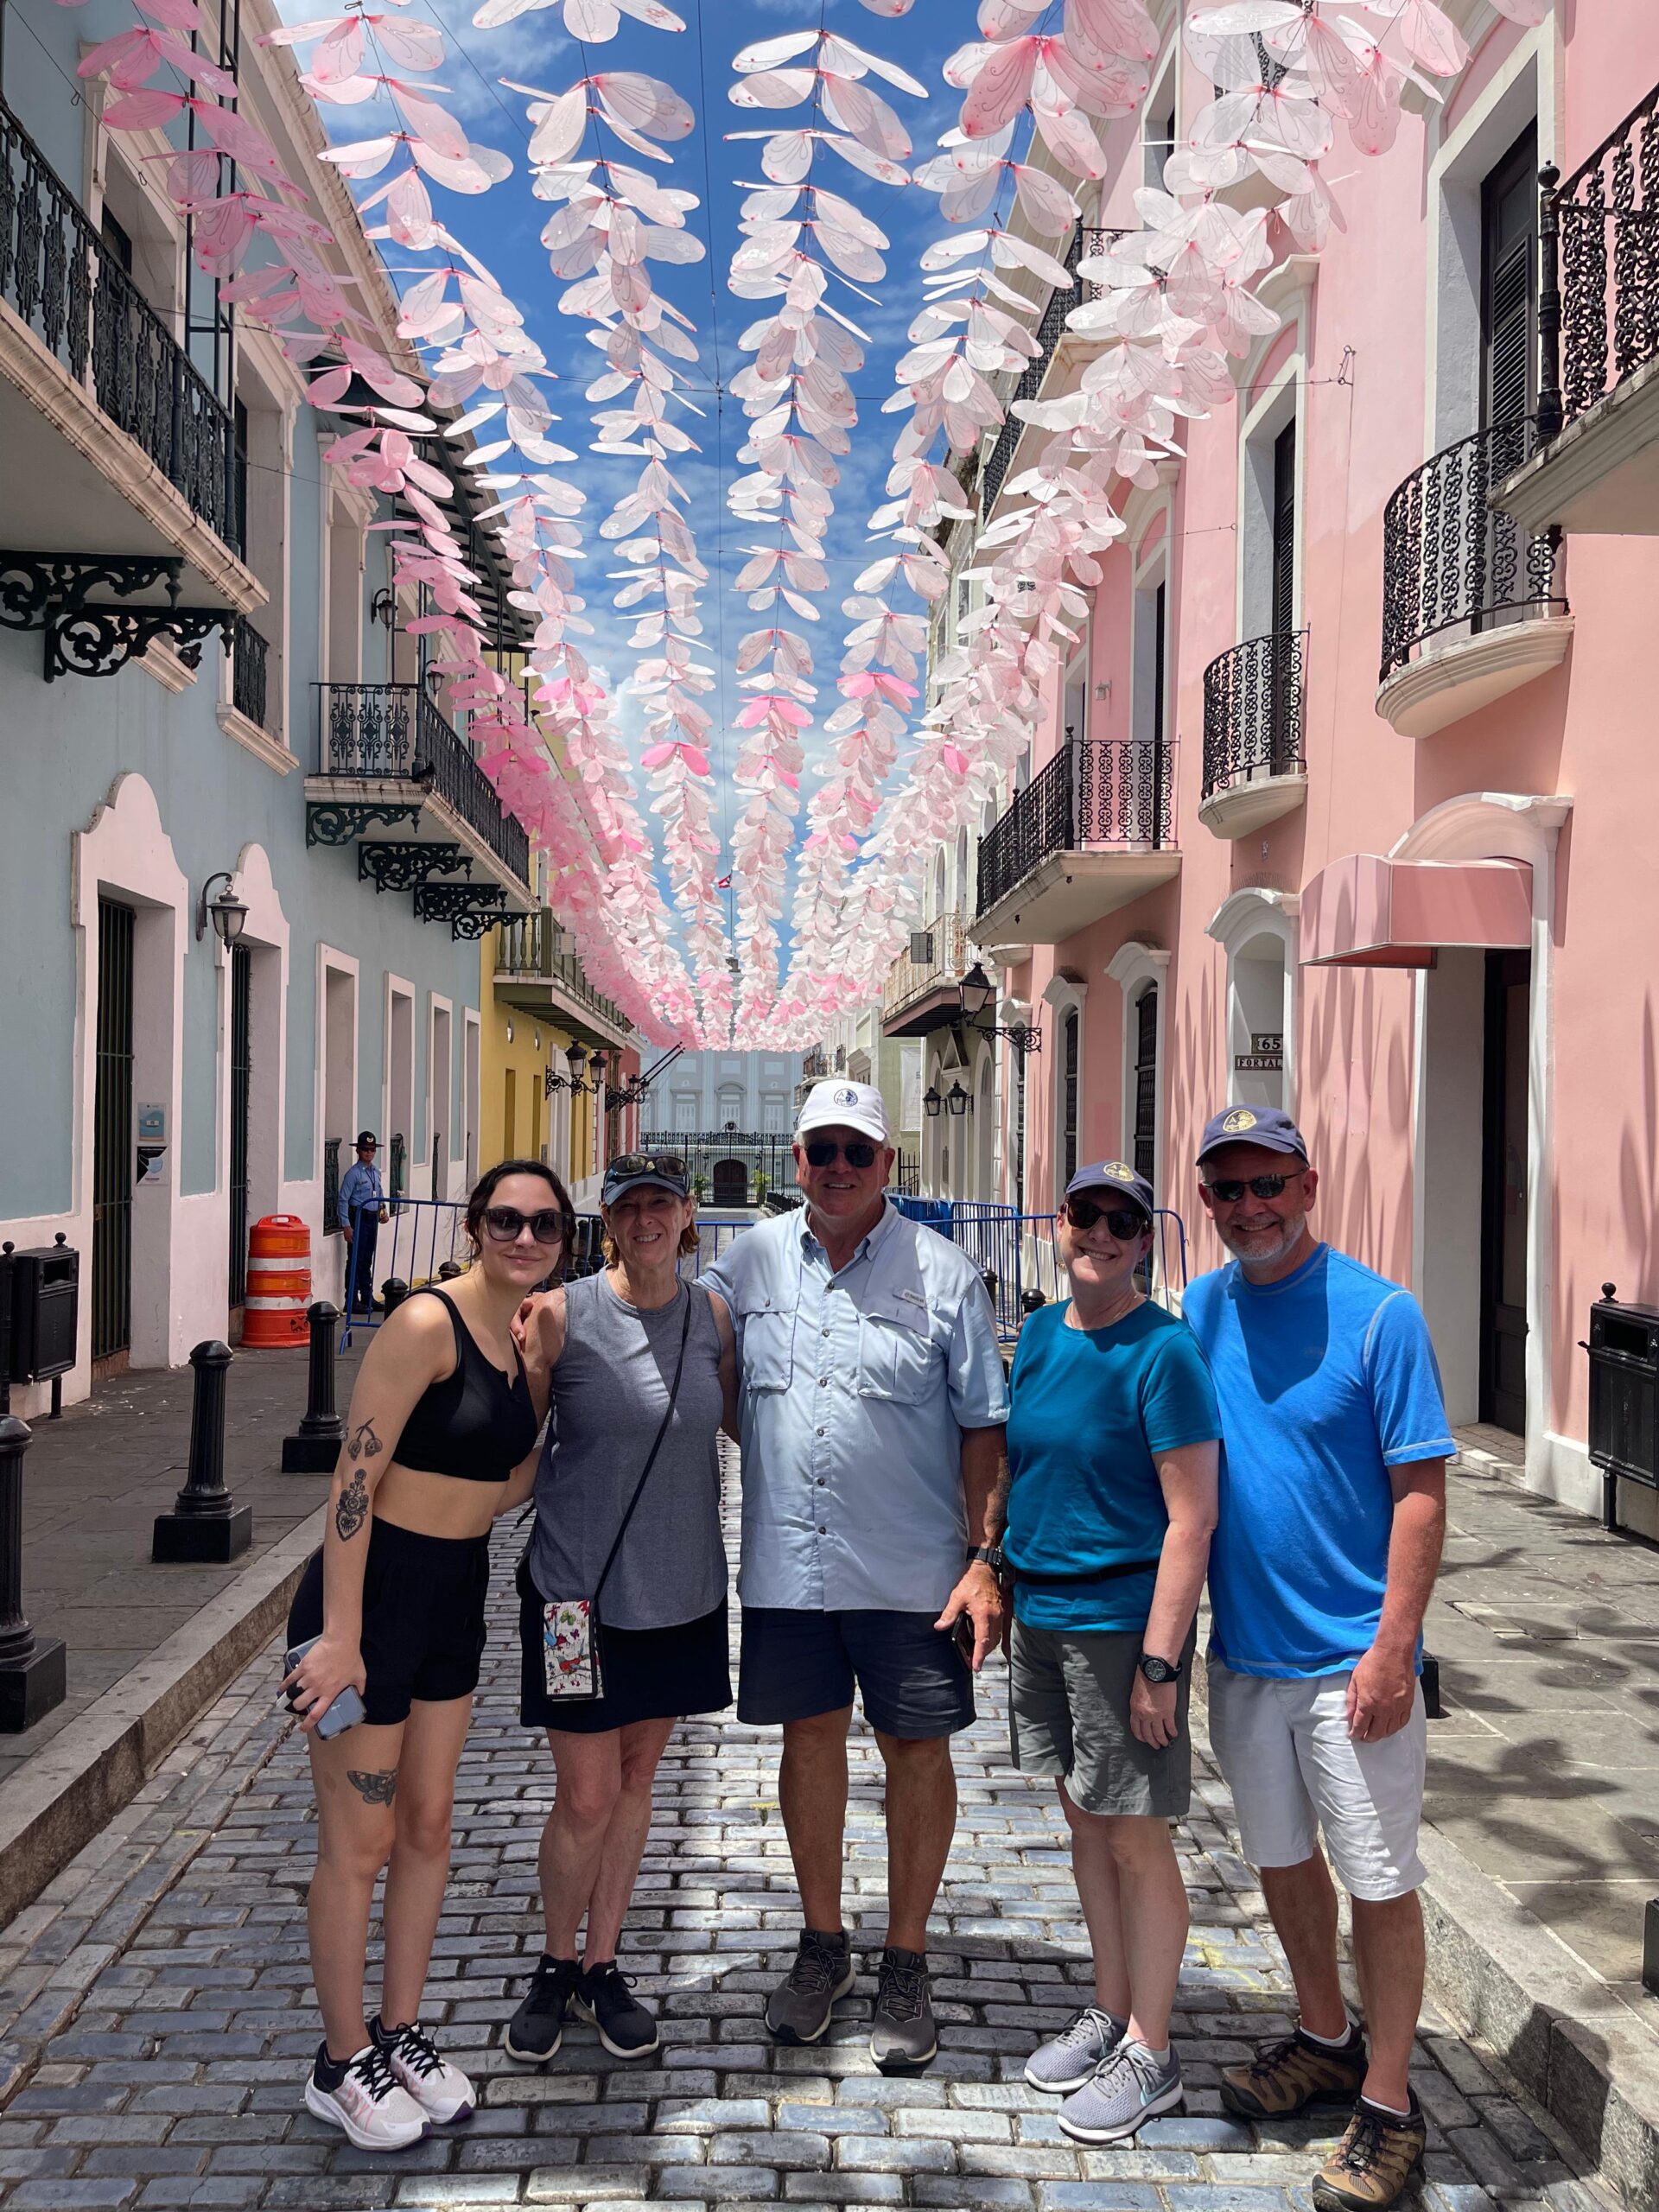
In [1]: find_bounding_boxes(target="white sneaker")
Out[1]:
[303,2041,429,2150]
[373,2017,476,2123]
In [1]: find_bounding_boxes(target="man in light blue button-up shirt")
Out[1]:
[703,1079,1008,2071]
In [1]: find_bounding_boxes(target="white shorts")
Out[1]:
[1206,1662,1427,1902]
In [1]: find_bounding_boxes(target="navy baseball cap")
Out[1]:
[1065,1160,1154,1224]
[601,1149,691,1207]
[1196,1105,1309,1166]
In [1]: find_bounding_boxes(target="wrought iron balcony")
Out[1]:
[495,910,630,1039]
[230,616,270,733]
[980,227,1120,518]
[1203,631,1306,798]
[0,92,241,555]
[1545,88,1659,437]
[882,912,969,1037]
[976,736,1174,923]
[1381,422,1565,684]
[315,681,531,884]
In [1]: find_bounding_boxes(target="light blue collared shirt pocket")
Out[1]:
[734,1287,795,1393]
[856,1294,937,1405]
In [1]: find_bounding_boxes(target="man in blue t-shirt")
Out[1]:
[1183,1106,1452,2212]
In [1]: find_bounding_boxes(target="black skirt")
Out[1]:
[517,1557,732,1734]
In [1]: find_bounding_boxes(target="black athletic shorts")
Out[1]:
[516,1557,732,1735]
[286,1518,491,1726]
[738,1606,976,1739]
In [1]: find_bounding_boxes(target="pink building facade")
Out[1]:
[885,3,1659,1532]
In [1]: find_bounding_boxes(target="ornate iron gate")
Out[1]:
[228,944,251,1305]
[93,897,135,1362]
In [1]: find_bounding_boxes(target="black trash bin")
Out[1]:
[1584,1283,1659,1534]
[1,1236,79,1416]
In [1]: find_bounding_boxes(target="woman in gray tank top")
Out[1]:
[501,1152,735,2069]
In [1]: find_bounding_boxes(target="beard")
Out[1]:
[1217,1205,1308,1273]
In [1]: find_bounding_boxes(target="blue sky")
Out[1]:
[328,0,981,957]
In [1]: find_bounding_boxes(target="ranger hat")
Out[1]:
[1196,1104,1309,1166]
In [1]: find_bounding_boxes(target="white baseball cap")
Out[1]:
[796,1079,891,1147]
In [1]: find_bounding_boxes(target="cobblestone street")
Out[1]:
[0,1463,1610,2212]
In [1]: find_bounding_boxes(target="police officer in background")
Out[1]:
[338,1131,389,1316]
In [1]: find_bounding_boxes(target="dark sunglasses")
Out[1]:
[1205,1173,1294,1204]
[1065,1198,1148,1238]
[804,1138,879,1170]
[481,1205,568,1245]
[608,1152,687,1180]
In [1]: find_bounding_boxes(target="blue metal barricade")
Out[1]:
[889,1199,1190,1344]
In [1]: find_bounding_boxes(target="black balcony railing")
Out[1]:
[1541,86,1659,438]
[231,616,270,732]
[980,226,1120,517]
[0,93,242,554]
[1380,421,1565,683]
[1203,631,1306,799]
[496,911,629,1034]
[976,735,1173,919]
[316,681,531,883]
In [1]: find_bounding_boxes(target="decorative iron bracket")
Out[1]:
[412,881,506,938]
[357,842,471,893]
[0,553,232,682]
[306,801,424,848]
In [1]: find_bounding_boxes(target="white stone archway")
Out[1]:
[1205,889,1300,1118]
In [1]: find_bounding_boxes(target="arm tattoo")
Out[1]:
[346,1769,397,1806]
[334,1467,369,1541]
[347,1417,384,1460]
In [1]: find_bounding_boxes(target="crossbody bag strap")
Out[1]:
[590,1285,695,1609]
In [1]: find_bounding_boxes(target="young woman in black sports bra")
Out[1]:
[282,1159,568,2152]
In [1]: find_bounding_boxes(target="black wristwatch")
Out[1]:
[967,1541,1005,1575]
[1137,1652,1182,1684]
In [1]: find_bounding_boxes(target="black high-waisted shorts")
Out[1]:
[286,1518,492,1726]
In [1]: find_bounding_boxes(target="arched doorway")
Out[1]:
[710,1157,747,1207]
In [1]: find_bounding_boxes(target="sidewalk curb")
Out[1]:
[1417,1821,1659,2209]
[0,1508,323,1933]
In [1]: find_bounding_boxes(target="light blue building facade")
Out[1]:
[0,0,535,1409]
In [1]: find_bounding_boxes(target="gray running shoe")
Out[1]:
[1058,2038,1184,2144]
[765,1928,854,2045]
[870,1946,937,2071]
[1025,2005,1128,2092]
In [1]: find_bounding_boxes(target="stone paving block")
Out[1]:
[395,2179,524,2204]
[709,2130,831,2169]
[961,2145,1084,2180]
[1162,2189,1295,2211]
[779,2179,903,2204]
[913,2177,1035,2209]
[656,2168,778,2201]
[132,2183,265,2209]
[834,2133,956,2172]
[1036,2190,1165,2212]
[893,2106,1014,2140]
[524,2168,650,2201]
[6,2185,143,2210]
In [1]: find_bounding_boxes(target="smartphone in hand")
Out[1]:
[283,1636,366,1738]
[952,1612,977,1667]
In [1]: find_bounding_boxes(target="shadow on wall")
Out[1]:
[1298,962,1415,1282]
[1554,988,1659,1442]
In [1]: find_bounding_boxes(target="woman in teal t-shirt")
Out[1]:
[1004,1163,1220,2146]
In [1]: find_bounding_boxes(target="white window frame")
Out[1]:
[1105,941,1171,1203]
[1042,973,1088,1207]
[1205,889,1300,1119]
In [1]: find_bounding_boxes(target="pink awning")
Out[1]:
[1300,855,1532,969]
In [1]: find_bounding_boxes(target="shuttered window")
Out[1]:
[1272,421,1296,638]
[1483,124,1538,429]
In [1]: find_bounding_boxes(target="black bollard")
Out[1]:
[282,1303,344,1473]
[153,1341,253,1563]
[437,1260,462,1281]
[0,1416,66,1732]
[380,1277,410,1317]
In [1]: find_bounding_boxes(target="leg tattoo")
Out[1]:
[346,1768,397,1806]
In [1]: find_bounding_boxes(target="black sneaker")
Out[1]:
[765,1927,855,2044]
[574,1960,660,2058]
[870,1945,938,2071]
[503,1954,581,2063]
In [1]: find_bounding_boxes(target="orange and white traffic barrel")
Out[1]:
[244,1215,311,1347]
